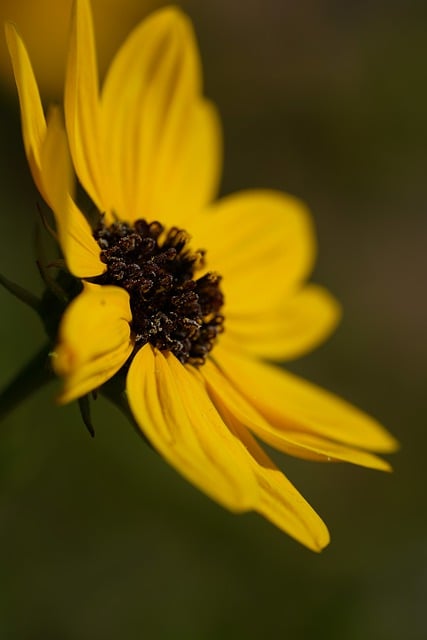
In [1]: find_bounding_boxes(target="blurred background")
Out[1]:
[0,0,426,638]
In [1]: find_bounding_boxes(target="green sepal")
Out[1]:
[100,373,152,449]
[78,395,95,438]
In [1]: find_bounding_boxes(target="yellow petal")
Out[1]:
[213,347,399,454]
[56,198,105,278]
[53,282,133,403]
[203,359,392,471]
[191,190,316,315]
[40,106,74,207]
[224,284,341,361]
[5,22,104,280]
[40,106,104,278]
[272,431,391,471]
[175,99,222,220]
[126,345,258,512]
[248,454,330,551]
[65,0,108,216]
[100,7,210,225]
[149,99,222,228]
[218,406,330,551]
[5,22,46,197]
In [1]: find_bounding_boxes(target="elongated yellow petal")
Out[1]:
[40,106,104,277]
[213,347,399,454]
[40,106,74,206]
[191,190,316,315]
[218,407,330,551]
[65,0,108,215]
[5,23,104,279]
[224,284,341,361]
[203,359,392,471]
[273,432,391,470]
[54,283,133,403]
[101,7,212,225]
[126,345,258,512]
[5,22,46,197]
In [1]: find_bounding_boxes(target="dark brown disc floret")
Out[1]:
[91,219,224,365]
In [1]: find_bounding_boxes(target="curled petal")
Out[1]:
[53,283,133,403]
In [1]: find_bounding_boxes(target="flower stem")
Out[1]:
[0,344,54,421]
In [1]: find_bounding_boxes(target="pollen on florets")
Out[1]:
[91,219,224,365]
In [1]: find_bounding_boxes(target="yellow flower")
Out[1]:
[6,0,398,551]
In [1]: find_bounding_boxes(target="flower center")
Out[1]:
[92,219,224,365]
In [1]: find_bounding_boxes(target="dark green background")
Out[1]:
[0,1,425,638]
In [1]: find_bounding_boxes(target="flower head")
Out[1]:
[5,0,398,551]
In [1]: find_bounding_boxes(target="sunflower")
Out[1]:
[5,0,398,551]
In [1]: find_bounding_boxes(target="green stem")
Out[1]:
[0,343,54,421]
